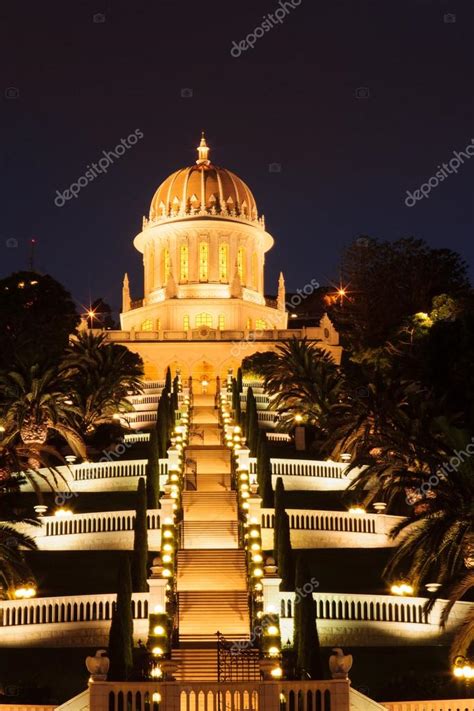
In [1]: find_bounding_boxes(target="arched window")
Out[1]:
[237,246,246,283]
[218,315,225,330]
[246,317,252,329]
[251,252,258,289]
[255,319,267,330]
[180,244,189,282]
[219,243,229,281]
[156,319,161,330]
[141,319,153,332]
[161,247,170,283]
[195,313,213,328]
[183,315,190,330]
[199,242,209,281]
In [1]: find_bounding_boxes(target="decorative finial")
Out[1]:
[196,131,210,165]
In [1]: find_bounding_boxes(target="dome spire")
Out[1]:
[196,131,210,165]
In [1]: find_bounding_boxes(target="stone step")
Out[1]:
[178,591,250,640]
[171,645,260,681]
[177,549,247,591]
[182,491,238,521]
[182,521,239,549]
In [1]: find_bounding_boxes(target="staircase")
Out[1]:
[172,393,253,680]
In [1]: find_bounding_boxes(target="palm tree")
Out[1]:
[262,338,344,436]
[62,332,143,434]
[0,363,84,457]
[0,524,37,597]
[383,423,474,659]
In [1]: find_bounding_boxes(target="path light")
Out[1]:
[271,667,283,678]
[294,414,303,423]
[267,625,279,636]
[153,625,166,636]
[14,584,36,599]
[390,582,414,596]
[348,506,365,515]
[55,508,73,517]
[453,656,474,679]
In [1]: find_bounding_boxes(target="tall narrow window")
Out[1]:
[162,247,170,283]
[199,242,209,281]
[218,315,225,330]
[237,247,246,284]
[195,313,213,327]
[219,243,229,281]
[251,252,258,289]
[156,319,161,330]
[183,315,190,330]
[180,244,189,282]
[246,317,252,329]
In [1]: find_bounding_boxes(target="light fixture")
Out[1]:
[270,667,283,678]
[268,646,280,656]
[54,508,73,517]
[152,692,162,703]
[391,582,414,596]
[267,625,279,636]
[153,625,166,635]
[253,568,263,577]
[453,656,474,679]
[348,506,365,515]
[294,414,303,423]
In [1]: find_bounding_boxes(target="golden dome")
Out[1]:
[148,134,259,224]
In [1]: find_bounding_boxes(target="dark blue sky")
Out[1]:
[2,0,473,316]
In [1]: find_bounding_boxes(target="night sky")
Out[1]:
[2,0,473,317]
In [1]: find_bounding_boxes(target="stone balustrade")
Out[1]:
[383,701,474,711]
[279,592,472,646]
[73,460,149,481]
[18,509,162,551]
[0,592,149,627]
[124,432,151,443]
[249,456,357,490]
[88,678,365,711]
[260,508,403,548]
[266,432,291,442]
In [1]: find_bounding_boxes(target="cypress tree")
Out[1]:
[278,510,294,591]
[165,367,172,392]
[108,556,134,680]
[294,554,323,679]
[132,478,149,592]
[146,428,160,508]
[256,432,272,507]
[232,378,241,423]
[246,387,258,455]
[273,477,285,562]
[157,388,170,457]
[236,367,243,395]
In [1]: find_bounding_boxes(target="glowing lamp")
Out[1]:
[267,625,279,636]
[153,625,166,636]
[271,667,283,678]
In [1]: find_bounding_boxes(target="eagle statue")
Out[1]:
[86,650,110,681]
